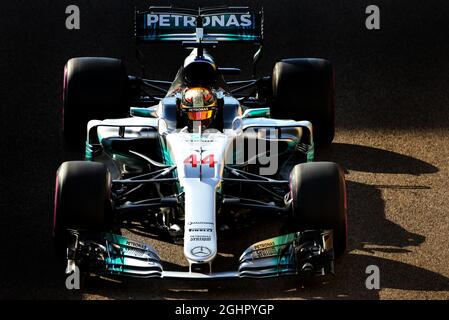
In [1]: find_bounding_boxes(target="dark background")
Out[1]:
[0,1,448,299]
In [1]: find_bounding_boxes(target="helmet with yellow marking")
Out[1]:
[180,87,218,129]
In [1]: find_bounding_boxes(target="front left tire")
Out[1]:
[53,161,112,253]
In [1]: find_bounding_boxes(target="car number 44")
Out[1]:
[184,154,216,168]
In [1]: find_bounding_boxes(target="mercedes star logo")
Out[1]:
[191,246,212,257]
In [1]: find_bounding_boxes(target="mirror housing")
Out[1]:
[217,67,241,75]
[130,107,158,118]
[241,107,270,119]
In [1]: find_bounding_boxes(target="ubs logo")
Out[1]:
[191,246,212,257]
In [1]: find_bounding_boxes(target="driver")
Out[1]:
[179,87,218,131]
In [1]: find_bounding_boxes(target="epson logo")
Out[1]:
[146,14,253,28]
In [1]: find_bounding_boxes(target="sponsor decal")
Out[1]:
[189,228,213,232]
[250,240,289,259]
[190,236,212,242]
[188,221,214,225]
[191,246,212,257]
[252,248,279,259]
[125,240,148,250]
[189,107,214,112]
[253,241,275,250]
[146,14,253,28]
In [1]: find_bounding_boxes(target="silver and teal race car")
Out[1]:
[53,6,347,282]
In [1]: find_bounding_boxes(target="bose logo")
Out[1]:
[146,14,253,28]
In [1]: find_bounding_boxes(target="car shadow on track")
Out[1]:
[316,143,435,253]
[316,143,438,175]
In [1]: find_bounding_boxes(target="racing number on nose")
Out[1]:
[184,154,215,167]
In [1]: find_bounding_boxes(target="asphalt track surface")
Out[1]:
[0,1,448,300]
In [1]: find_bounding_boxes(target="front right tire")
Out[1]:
[289,162,347,257]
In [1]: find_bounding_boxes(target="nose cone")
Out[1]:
[183,180,218,264]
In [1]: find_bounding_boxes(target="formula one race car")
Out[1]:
[53,6,347,282]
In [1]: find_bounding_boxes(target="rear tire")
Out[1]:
[53,161,112,253]
[271,58,335,146]
[289,162,347,257]
[62,57,128,146]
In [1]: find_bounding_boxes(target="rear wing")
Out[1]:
[135,6,263,44]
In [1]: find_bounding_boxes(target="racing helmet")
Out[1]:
[180,87,218,129]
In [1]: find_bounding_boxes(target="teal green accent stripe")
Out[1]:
[85,141,93,160]
[307,142,315,162]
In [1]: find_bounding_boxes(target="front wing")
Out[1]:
[66,230,334,280]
